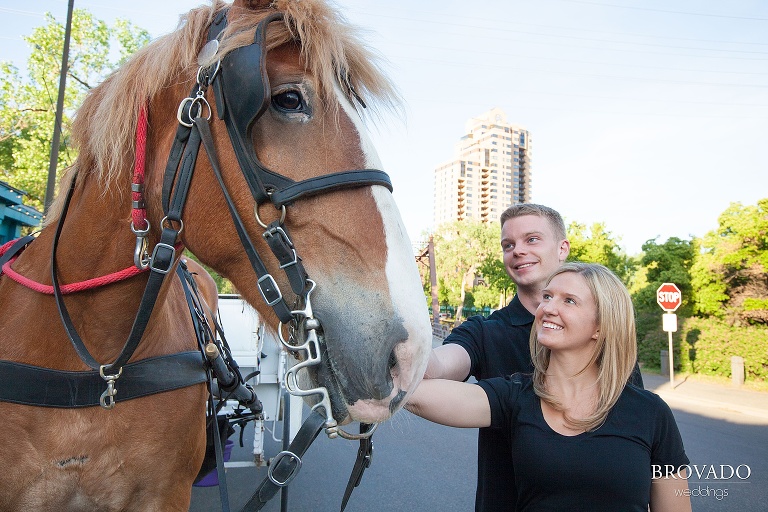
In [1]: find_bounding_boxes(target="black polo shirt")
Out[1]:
[444,295,534,512]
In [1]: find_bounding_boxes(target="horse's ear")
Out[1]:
[232,0,273,10]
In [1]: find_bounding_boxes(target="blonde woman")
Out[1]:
[408,263,691,511]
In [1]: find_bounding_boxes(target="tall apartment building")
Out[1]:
[433,108,531,228]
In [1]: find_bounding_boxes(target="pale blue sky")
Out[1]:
[2,0,766,254]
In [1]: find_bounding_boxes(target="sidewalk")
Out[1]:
[642,372,768,420]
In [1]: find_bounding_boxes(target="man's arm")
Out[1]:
[423,343,472,381]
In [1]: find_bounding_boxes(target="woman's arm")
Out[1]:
[405,379,491,428]
[650,468,691,512]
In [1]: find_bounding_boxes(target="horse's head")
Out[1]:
[83,0,431,426]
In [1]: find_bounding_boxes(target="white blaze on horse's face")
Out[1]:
[298,87,432,424]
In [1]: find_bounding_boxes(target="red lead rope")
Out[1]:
[0,249,146,295]
[0,104,181,295]
[132,105,149,231]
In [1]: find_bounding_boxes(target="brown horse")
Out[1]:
[0,0,431,509]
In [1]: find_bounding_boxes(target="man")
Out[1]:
[424,203,643,512]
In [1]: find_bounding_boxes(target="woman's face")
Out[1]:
[535,272,599,354]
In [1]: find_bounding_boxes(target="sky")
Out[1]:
[1,0,766,255]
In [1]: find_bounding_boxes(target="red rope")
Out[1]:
[0,105,184,296]
[132,105,149,231]
[0,239,16,256]
[1,238,147,294]
[2,255,146,295]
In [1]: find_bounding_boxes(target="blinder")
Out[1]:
[210,12,290,205]
[205,9,393,209]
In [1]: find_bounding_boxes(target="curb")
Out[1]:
[649,383,768,420]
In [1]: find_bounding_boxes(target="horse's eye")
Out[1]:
[272,90,304,112]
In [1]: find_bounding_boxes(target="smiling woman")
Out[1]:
[408,262,692,512]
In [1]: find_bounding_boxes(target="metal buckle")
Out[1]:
[257,274,283,306]
[150,243,176,274]
[268,450,302,487]
[263,225,298,269]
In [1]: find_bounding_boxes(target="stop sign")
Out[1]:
[657,283,682,312]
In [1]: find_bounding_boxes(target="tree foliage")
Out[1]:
[566,221,634,284]
[634,236,695,316]
[0,10,150,209]
[432,220,502,318]
[691,199,768,324]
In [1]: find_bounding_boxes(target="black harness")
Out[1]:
[0,7,383,512]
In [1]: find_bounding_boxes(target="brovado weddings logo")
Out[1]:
[652,464,752,502]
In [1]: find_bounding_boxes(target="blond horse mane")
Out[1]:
[46,0,399,224]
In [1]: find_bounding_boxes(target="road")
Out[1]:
[190,412,477,511]
[191,397,768,511]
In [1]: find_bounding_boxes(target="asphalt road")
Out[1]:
[190,401,768,512]
[190,411,477,512]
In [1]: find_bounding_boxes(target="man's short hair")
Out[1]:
[499,203,567,240]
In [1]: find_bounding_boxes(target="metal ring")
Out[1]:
[130,219,150,236]
[196,60,221,87]
[177,97,195,128]
[176,96,211,127]
[254,202,287,229]
[336,423,379,440]
[160,216,184,235]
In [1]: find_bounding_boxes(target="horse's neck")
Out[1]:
[3,174,182,366]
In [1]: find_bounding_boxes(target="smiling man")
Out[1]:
[423,204,568,512]
[423,204,643,512]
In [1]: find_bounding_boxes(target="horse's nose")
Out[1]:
[367,349,398,400]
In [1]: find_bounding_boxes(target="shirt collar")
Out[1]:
[506,294,535,325]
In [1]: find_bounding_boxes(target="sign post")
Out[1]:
[657,283,682,385]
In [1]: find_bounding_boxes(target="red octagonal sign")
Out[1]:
[657,283,682,312]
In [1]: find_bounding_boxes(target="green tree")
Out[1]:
[432,220,501,320]
[0,10,150,209]
[691,199,768,324]
[635,237,695,316]
[633,237,695,369]
[566,221,635,284]
[477,255,515,308]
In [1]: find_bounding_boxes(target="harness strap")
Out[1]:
[167,121,203,223]
[270,170,392,208]
[262,221,307,297]
[195,117,296,324]
[240,408,327,511]
[0,351,206,407]
[162,122,193,215]
[340,423,375,512]
[0,234,35,270]
[52,177,180,375]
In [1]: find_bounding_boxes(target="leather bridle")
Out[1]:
[185,9,389,439]
[40,8,383,511]
[167,9,384,510]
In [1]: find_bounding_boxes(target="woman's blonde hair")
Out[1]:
[530,262,637,431]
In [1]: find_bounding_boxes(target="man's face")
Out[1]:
[501,215,570,290]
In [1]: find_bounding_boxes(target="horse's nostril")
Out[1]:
[388,350,397,372]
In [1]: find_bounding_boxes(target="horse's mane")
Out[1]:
[47,0,398,223]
